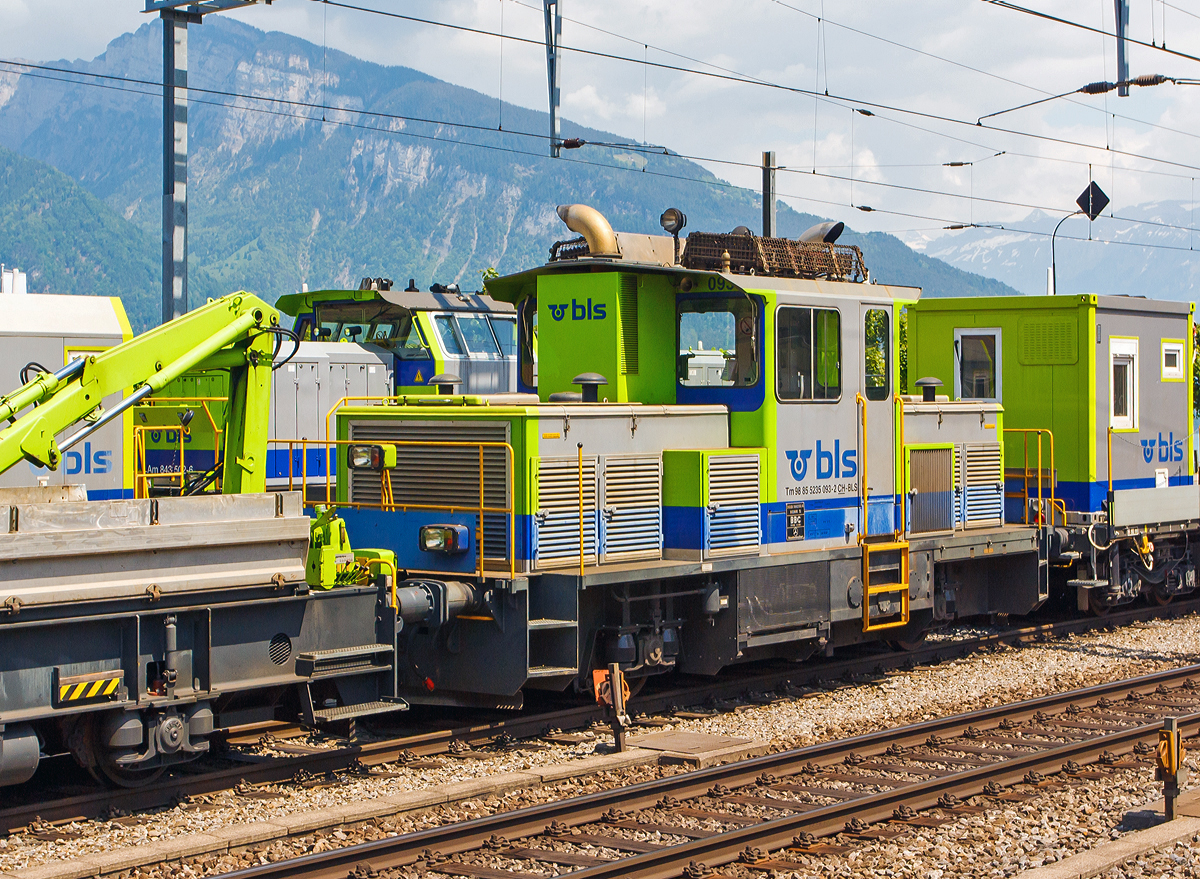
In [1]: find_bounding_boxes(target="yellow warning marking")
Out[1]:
[103,678,119,696]
[86,679,104,698]
[59,685,71,701]
[57,675,122,704]
[542,432,561,439]
[70,682,87,700]
[414,368,425,383]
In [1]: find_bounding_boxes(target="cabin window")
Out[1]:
[434,314,465,356]
[457,314,501,356]
[1161,340,1185,380]
[1111,337,1138,430]
[518,298,537,388]
[677,297,758,388]
[491,316,517,357]
[863,309,890,401]
[776,306,841,401]
[295,317,314,342]
[954,328,1001,401]
[394,320,431,360]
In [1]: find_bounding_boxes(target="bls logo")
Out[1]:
[1141,431,1185,464]
[548,298,607,322]
[65,441,112,475]
[785,440,857,481]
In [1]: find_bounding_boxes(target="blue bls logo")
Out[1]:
[549,299,607,322]
[786,441,857,480]
[1141,432,1185,464]
[65,442,112,475]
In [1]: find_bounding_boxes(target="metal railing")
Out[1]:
[1004,428,1061,526]
[131,396,227,498]
[268,436,516,581]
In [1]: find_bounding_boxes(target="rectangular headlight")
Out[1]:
[347,444,396,470]
[419,524,469,554]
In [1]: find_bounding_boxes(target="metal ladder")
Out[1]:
[861,540,911,632]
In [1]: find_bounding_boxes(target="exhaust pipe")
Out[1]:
[556,204,620,257]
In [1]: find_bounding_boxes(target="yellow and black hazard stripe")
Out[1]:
[53,671,123,707]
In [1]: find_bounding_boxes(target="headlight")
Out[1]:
[419,524,469,554]
[347,444,397,470]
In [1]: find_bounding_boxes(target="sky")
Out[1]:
[1,0,1199,245]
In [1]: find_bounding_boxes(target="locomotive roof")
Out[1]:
[275,287,514,317]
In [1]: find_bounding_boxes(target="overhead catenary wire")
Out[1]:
[3,55,1200,242]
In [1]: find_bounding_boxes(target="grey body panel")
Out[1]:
[1111,485,1200,527]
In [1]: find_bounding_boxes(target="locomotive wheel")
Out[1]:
[85,717,165,789]
[888,629,928,652]
[1149,583,1174,606]
[1087,589,1111,616]
[625,676,648,698]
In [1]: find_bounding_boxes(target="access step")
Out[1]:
[528,618,578,630]
[527,665,577,678]
[1068,579,1110,589]
[312,700,408,724]
[295,644,393,677]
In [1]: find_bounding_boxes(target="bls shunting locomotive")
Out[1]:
[328,204,1066,710]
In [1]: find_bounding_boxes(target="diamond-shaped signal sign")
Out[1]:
[1076,182,1109,221]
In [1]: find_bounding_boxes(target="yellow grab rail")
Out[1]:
[856,392,867,542]
[269,436,516,581]
[1003,428,1056,526]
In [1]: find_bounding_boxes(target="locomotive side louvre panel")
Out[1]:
[907,446,955,534]
[534,455,598,567]
[347,419,512,561]
[962,443,1004,527]
[706,453,762,557]
[599,454,663,563]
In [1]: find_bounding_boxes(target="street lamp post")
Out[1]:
[1049,182,1110,296]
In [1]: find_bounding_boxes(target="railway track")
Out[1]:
[216,663,1200,879]
[2,598,1196,834]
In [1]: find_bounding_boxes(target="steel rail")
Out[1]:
[4,598,1196,833]
[213,662,1200,879]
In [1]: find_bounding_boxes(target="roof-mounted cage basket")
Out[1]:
[681,232,868,282]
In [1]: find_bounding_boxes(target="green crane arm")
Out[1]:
[0,292,279,494]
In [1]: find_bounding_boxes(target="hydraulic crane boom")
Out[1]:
[0,292,279,493]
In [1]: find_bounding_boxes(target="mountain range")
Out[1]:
[905,201,1198,302]
[0,17,1024,328]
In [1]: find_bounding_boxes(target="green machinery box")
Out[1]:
[908,294,1194,518]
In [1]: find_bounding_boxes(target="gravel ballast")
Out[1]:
[1,613,1198,878]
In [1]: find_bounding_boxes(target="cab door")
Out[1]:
[860,304,897,536]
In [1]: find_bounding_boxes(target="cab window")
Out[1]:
[457,314,501,356]
[777,306,841,400]
[954,328,1001,401]
[395,320,431,360]
[434,314,465,356]
[491,316,517,357]
[677,297,758,388]
[864,309,889,401]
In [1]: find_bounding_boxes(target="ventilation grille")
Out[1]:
[1020,319,1077,365]
[707,455,761,556]
[535,456,597,567]
[601,455,661,562]
[909,447,954,534]
[268,633,292,666]
[348,420,511,559]
[963,443,1004,527]
[618,274,639,375]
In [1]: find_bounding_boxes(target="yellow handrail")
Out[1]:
[855,392,867,542]
[1107,426,1114,494]
[270,436,516,581]
[578,442,585,578]
[1003,428,1056,525]
[893,393,907,537]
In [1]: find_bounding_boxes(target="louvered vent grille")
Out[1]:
[602,455,661,562]
[707,455,760,556]
[909,447,954,534]
[963,443,1004,527]
[618,274,639,375]
[347,420,511,558]
[954,446,963,527]
[535,456,597,568]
